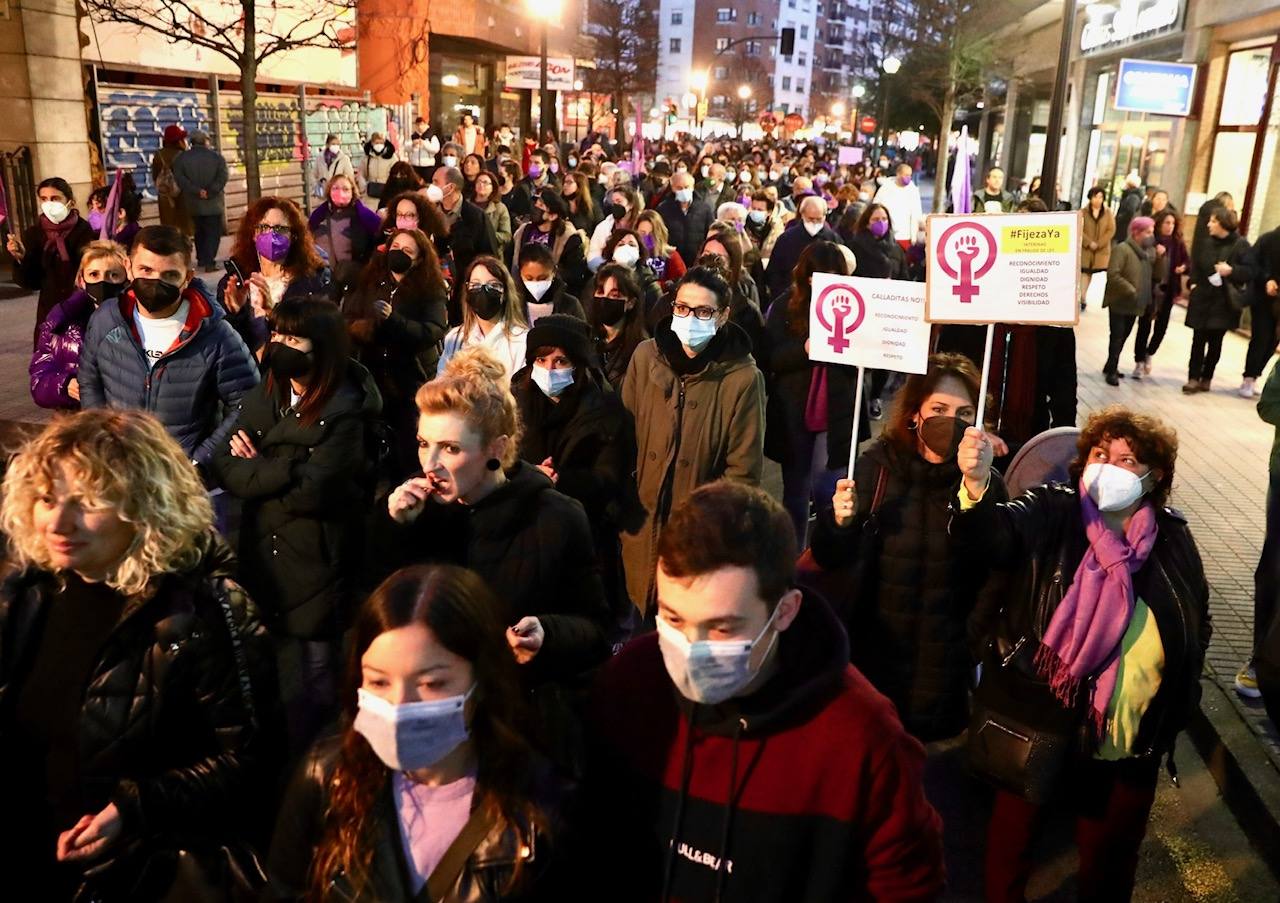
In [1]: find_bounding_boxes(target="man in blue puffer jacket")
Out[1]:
[79,225,259,479]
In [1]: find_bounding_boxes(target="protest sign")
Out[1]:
[809,274,931,477]
[837,146,864,166]
[925,211,1081,326]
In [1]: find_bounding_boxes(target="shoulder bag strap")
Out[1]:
[421,804,499,902]
[869,464,889,515]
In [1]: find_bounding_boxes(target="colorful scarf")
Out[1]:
[1034,481,1159,737]
[40,209,81,262]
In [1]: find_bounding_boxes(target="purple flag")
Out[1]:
[100,169,126,240]
[951,126,973,215]
[0,167,8,230]
[633,102,645,172]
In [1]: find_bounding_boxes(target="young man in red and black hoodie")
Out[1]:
[586,480,945,901]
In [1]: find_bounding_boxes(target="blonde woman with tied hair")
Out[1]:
[376,345,611,690]
[31,239,129,410]
[0,409,277,898]
[634,209,687,292]
[437,255,529,381]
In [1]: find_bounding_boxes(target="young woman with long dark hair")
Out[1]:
[266,564,577,900]
[586,263,649,391]
[214,296,383,753]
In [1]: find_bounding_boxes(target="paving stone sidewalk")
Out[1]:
[1073,278,1280,766]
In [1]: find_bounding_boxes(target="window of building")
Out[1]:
[714,66,728,79]
[715,37,729,51]
[747,11,759,24]
[795,79,805,93]
[669,37,681,52]
[787,0,795,8]
[781,102,790,113]
[1206,43,1280,238]
[671,10,683,24]
[782,76,792,90]
[798,53,806,67]
[783,55,792,64]
[800,24,809,38]
[716,7,736,22]
[746,41,760,56]
[712,95,727,107]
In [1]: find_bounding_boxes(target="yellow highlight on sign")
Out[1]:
[1000,225,1070,254]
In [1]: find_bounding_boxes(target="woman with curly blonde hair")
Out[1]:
[375,346,610,688]
[0,409,278,900]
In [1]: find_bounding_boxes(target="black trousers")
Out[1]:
[1188,329,1227,381]
[1134,292,1173,362]
[191,213,223,267]
[1256,473,1280,650]
[1246,301,1278,379]
[1104,312,1137,375]
[1033,326,1078,432]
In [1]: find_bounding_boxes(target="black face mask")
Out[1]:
[267,342,313,380]
[132,277,181,313]
[85,280,125,305]
[609,203,627,221]
[467,284,504,321]
[387,249,414,274]
[595,295,628,326]
[918,415,969,461]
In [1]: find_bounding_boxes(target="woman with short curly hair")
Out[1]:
[953,404,1209,901]
[0,409,277,899]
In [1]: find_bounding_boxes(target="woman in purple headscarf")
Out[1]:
[951,405,1210,903]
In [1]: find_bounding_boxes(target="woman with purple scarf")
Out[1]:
[953,406,1210,902]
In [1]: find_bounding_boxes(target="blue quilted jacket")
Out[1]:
[79,286,260,467]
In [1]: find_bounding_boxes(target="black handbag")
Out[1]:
[967,635,1088,804]
[74,842,265,903]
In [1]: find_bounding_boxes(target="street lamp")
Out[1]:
[851,83,866,145]
[528,0,562,144]
[690,69,709,138]
[878,55,901,153]
[736,84,752,139]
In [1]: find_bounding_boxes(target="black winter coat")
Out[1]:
[809,439,1005,741]
[518,276,586,323]
[845,230,907,280]
[214,361,383,639]
[14,216,97,345]
[0,534,281,891]
[1186,232,1254,332]
[265,735,579,902]
[216,268,333,353]
[373,462,612,682]
[345,275,449,405]
[951,483,1212,760]
[762,293,866,470]
[654,197,715,272]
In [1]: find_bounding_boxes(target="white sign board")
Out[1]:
[808,274,931,373]
[925,211,1082,326]
[505,56,576,91]
[837,145,864,166]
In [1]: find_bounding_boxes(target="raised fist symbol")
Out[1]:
[954,233,980,262]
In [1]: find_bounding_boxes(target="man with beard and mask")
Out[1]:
[78,225,259,481]
[763,196,840,300]
[618,267,764,614]
[813,353,1007,743]
[585,480,945,902]
[656,172,715,275]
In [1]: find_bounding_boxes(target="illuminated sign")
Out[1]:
[1080,0,1185,56]
[1113,58,1197,116]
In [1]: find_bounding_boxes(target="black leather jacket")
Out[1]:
[266,735,579,901]
[0,532,281,853]
[952,483,1211,760]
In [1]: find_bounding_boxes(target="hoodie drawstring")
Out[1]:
[713,718,746,903]
[661,707,699,903]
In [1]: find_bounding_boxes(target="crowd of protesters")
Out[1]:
[3,111,1279,902]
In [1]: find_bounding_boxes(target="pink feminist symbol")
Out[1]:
[937,222,997,303]
[814,284,865,353]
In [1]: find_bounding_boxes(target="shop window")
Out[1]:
[1207,133,1256,214]
[1220,48,1271,126]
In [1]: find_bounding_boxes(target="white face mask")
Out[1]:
[671,310,718,351]
[858,191,871,202]
[739,170,752,183]
[327,143,340,152]
[531,363,575,398]
[613,244,641,267]
[803,221,824,237]
[353,687,471,771]
[426,183,446,204]
[41,201,70,224]
[748,209,767,224]
[442,155,458,169]
[701,165,711,178]
[724,171,736,184]
[524,278,553,301]
[1082,462,1151,512]
[655,604,782,705]
[372,142,385,153]
[675,188,694,204]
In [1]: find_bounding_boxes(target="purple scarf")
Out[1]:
[1034,480,1159,737]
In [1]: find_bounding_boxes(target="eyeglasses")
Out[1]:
[466,282,504,297]
[672,302,719,321]
[254,224,291,237]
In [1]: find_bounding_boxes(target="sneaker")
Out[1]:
[1239,378,1256,399]
[1235,663,1262,699]
[1131,364,1144,380]
[1143,359,1153,376]
[1105,372,1120,386]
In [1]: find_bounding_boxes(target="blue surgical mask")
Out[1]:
[353,687,471,771]
[675,188,694,204]
[748,209,767,224]
[655,604,783,705]
[531,363,575,398]
[671,311,718,351]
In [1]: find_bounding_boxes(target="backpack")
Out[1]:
[156,159,181,200]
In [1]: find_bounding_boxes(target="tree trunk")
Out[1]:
[241,0,261,202]
[933,74,957,212]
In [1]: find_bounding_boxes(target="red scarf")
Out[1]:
[39,210,80,263]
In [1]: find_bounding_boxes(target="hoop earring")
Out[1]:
[486,458,502,471]
[908,419,918,431]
